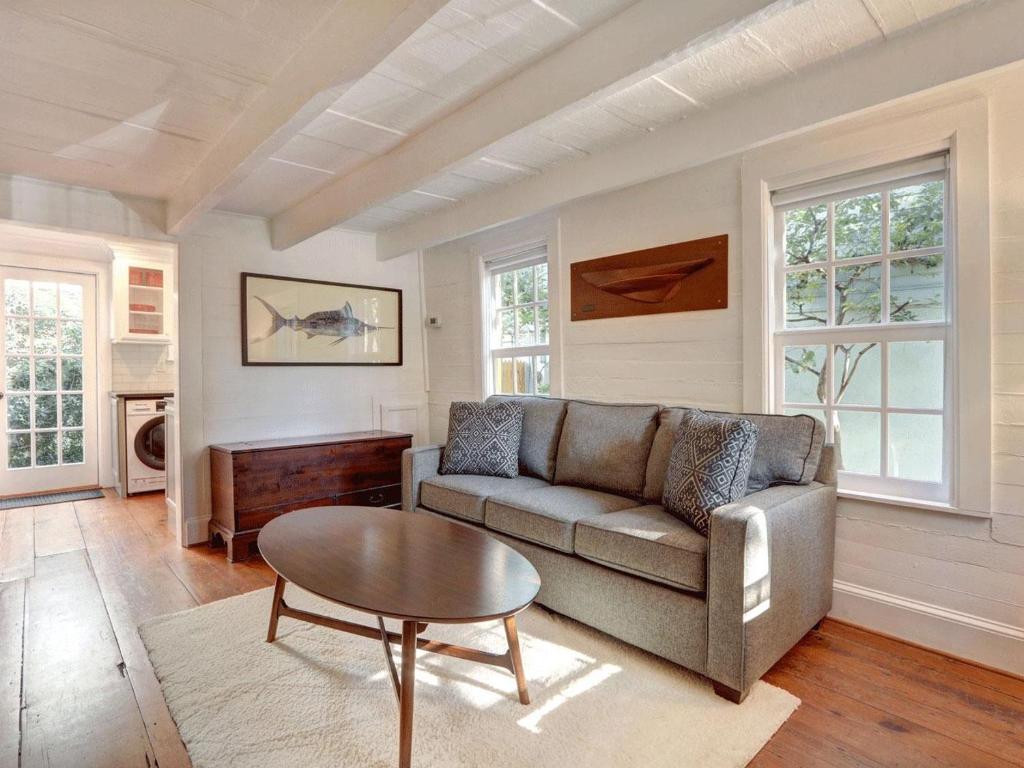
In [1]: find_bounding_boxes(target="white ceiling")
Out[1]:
[0,0,984,236]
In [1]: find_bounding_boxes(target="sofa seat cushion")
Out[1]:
[485,485,636,553]
[420,474,548,523]
[575,505,708,593]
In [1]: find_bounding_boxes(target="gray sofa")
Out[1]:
[402,396,837,703]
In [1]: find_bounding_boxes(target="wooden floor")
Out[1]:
[0,493,1021,767]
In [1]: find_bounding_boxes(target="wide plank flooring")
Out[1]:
[0,491,1020,767]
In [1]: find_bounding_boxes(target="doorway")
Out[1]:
[1,266,98,496]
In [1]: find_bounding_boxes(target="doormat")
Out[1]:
[0,488,104,510]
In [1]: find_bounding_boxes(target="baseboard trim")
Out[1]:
[831,580,1024,676]
[184,514,211,547]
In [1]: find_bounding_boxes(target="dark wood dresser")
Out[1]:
[208,430,412,561]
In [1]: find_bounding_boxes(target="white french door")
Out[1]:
[0,267,97,495]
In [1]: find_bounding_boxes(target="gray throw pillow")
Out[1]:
[441,400,524,478]
[662,410,759,536]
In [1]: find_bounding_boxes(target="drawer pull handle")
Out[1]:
[367,492,385,504]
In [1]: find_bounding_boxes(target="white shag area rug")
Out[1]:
[140,587,798,768]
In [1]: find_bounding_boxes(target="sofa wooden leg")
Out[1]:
[812,618,824,631]
[712,682,749,704]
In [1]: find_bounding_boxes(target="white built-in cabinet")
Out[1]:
[111,250,174,345]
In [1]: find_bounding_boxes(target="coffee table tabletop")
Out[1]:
[257,505,541,768]
[258,505,540,622]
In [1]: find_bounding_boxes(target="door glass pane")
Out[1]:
[62,394,83,427]
[6,319,29,354]
[35,431,58,466]
[889,413,942,482]
[5,280,30,315]
[535,355,550,395]
[835,410,881,476]
[8,395,30,430]
[6,357,30,390]
[785,269,827,328]
[833,343,880,406]
[835,262,881,325]
[835,193,882,260]
[889,341,943,409]
[890,255,943,322]
[34,395,57,429]
[784,204,828,265]
[33,283,58,318]
[890,180,943,252]
[59,284,83,319]
[514,356,534,394]
[33,318,57,354]
[783,345,826,404]
[35,357,57,391]
[62,430,84,464]
[61,358,83,391]
[61,320,83,354]
[8,433,31,469]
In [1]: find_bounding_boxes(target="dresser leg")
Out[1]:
[266,575,286,642]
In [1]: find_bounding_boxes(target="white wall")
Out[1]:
[420,69,1024,673]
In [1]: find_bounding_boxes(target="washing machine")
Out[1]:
[125,398,167,494]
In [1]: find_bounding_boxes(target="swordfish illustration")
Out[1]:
[254,296,391,345]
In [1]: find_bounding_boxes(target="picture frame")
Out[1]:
[240,272,402,366]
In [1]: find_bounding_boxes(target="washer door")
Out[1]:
[133,415,165,471]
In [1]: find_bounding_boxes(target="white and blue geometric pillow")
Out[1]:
[663,409,759,536]
[440,400,524,478]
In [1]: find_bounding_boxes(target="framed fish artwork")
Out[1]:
[241,273,402,366]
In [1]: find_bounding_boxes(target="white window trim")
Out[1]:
[741,99,991,517]
[482,242,550,396]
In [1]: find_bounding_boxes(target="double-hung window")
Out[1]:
[771,154,952,503]
[486,245,550,396]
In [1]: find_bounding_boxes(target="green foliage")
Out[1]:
[890,181,943,252]
[835,193,881,259]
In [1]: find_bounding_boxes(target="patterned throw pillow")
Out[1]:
[440,400,524,478]
[662,410,759,536]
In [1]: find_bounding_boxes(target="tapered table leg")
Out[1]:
[503,615,530,705]
[399,620,417,768]
[266,574,286,642]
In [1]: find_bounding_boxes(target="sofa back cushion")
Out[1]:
[487,395,568,481]
[554,401,659,497]
[644,407,825,501]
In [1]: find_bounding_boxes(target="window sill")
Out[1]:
[837,489,990,518]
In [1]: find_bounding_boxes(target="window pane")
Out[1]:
[61,358,83,391]
[889,341,943,409]
[890,255,943,322]
[32,283,58,318]
[890,180,943,252]
[515,267,535,305]
[536,265,548,301]
[537,305,549,344]
[516,306,535,346]
[496,309,514,347]
[35,358,57,391]
[514,356,534,395]
[7,394,30,430]
[784,345,826,404]
[34,318,57,354]
[784,204,828,265]
[6,357,30,391]
[35,394,57,429]
[835,192,882,260]
[785,268,827,328]
[62,394,83,427]
[5,318,29,354]
[497,272,514,308]
[889,413,943,482]
[833,343,880,406]
[4,280,30,316]
[494,357,514,394]
[36,430,58,466]
[62,429,84,464]
[835,262,881,325]
[61,320,83,354]
[59,284,83,319]
[8,433,30,469]
[835,410,881,476]
[535,354,550,395]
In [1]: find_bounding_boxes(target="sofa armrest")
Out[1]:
[401,444,444,512]
[706,482,836,699]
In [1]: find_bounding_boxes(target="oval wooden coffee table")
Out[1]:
[258,505,541,768]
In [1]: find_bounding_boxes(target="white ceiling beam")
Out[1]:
[270,0,784,250]
[376,0,1024,259]
[165,0,447,236]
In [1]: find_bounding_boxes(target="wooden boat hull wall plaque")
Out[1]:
[570,234,728,321]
